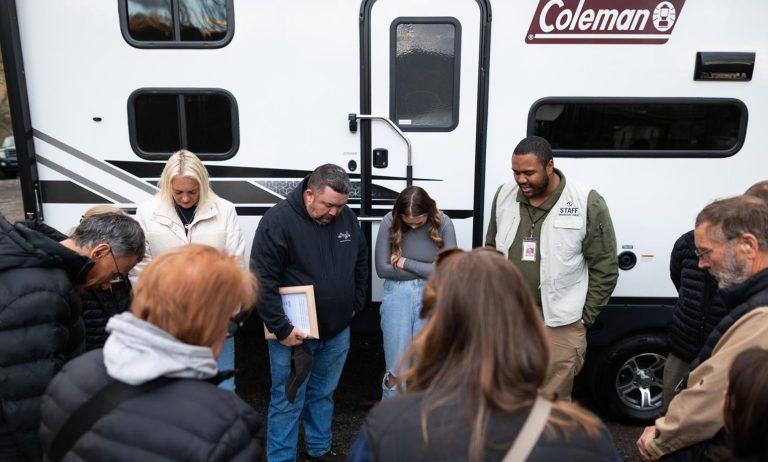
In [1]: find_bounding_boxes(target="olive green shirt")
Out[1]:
[485,170,618,325]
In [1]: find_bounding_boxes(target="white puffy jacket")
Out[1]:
[132,194,245,279]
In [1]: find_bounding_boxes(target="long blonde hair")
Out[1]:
[158,150,216,206]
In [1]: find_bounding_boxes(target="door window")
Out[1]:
[390,18,461,132]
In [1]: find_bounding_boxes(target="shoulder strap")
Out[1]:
[502,396,552,462]
[48,378,170,462]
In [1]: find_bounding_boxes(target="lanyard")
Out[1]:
[523,203,546,238]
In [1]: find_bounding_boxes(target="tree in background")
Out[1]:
[0,57,12,140]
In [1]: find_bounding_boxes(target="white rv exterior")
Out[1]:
[1,0,765,421]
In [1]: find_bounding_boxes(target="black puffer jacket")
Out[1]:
[359,390,620,462]
[40,350,265,462]
[19,218,132,351]
[667,230,727,362]
[81,280,132,350]
[0,215,88,460]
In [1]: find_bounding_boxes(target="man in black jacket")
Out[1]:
[0,212,145,461]
[251,164,368,462]
[664,230,726,411]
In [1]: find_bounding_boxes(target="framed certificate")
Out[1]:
[264,285,320,340]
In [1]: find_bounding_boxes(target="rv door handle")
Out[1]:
[372,148,388,168]
[348,113,413,185]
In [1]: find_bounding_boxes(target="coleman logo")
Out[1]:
[526,0,686,44]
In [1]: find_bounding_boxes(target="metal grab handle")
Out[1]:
[349,113,412,186]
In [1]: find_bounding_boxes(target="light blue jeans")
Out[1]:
[266,327,350,462]
[217,335,235,391]
[379,279,426,399]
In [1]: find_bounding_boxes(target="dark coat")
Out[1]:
[0,215,88,460]
[81,280,132,351]
[251,177,368,341]
[19,217,131,351]
[357,390,621,462]
[668,230,727,363]
[39,350,265,462]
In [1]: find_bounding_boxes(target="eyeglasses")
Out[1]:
[108,246,129,284]
[694,247,713,259]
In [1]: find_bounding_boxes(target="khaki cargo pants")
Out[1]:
[541,320,587,401]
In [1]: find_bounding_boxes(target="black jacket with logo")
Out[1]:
[251,177,368,341]
[0,215,88,460]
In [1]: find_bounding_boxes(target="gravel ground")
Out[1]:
[0,178,24,222]
[0,178,645,461]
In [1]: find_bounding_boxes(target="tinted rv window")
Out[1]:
[134,94,180,152]
[530,98,747,158]
[129,89,239,160]
[122,0,233,48]
[126,0,173,41]
[391,18,461,132]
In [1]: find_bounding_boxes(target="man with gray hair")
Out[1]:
[638,195,768,460]
[252,164,368,462]
[0,212,144,461]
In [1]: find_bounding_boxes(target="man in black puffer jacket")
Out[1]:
[0,213,144,461]
[40,244,264,461]
[663,230,727,411]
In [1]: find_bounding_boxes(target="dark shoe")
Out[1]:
[285,343,313,403]
[304,449,344,462]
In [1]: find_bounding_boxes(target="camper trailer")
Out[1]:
[1,0,765,423]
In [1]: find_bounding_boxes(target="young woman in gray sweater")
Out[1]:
[375,186,456,399]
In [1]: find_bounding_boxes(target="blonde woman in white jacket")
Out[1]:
[133,150,245,391]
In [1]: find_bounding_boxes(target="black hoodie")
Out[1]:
[0,214,89,460]
[251,178,368,341]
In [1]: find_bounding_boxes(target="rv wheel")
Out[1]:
[590,334,667,424]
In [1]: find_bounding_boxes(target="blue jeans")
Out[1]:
[217,335,235,390]
[379,279,426,399]
[267,327,350,462]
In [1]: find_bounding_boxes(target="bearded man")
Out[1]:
[638,195,768,460]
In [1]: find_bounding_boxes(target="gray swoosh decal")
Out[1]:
[36,156,131,203]
[33,129,158,195]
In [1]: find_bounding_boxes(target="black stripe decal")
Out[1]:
[210,181,284,204]
[36,156,130,203]
[34,130,158,195]
[107,160,439,183]
[40,181,110,204]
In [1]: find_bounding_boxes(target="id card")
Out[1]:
[522,238,537,262]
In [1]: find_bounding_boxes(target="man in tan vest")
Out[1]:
[486,135,618,400]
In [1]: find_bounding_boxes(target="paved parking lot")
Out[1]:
[0,176,644,461]
[0,178,23,222]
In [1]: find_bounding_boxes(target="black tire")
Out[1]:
[589,333,668,424]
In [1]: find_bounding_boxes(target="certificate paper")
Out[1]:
[264,285,320,340]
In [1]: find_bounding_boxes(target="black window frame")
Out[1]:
[128,88,240,160]
[528,97,748,158]
[118,0,235,49]
[389,17,462,133]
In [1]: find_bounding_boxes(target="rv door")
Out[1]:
[359,0,490,303]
